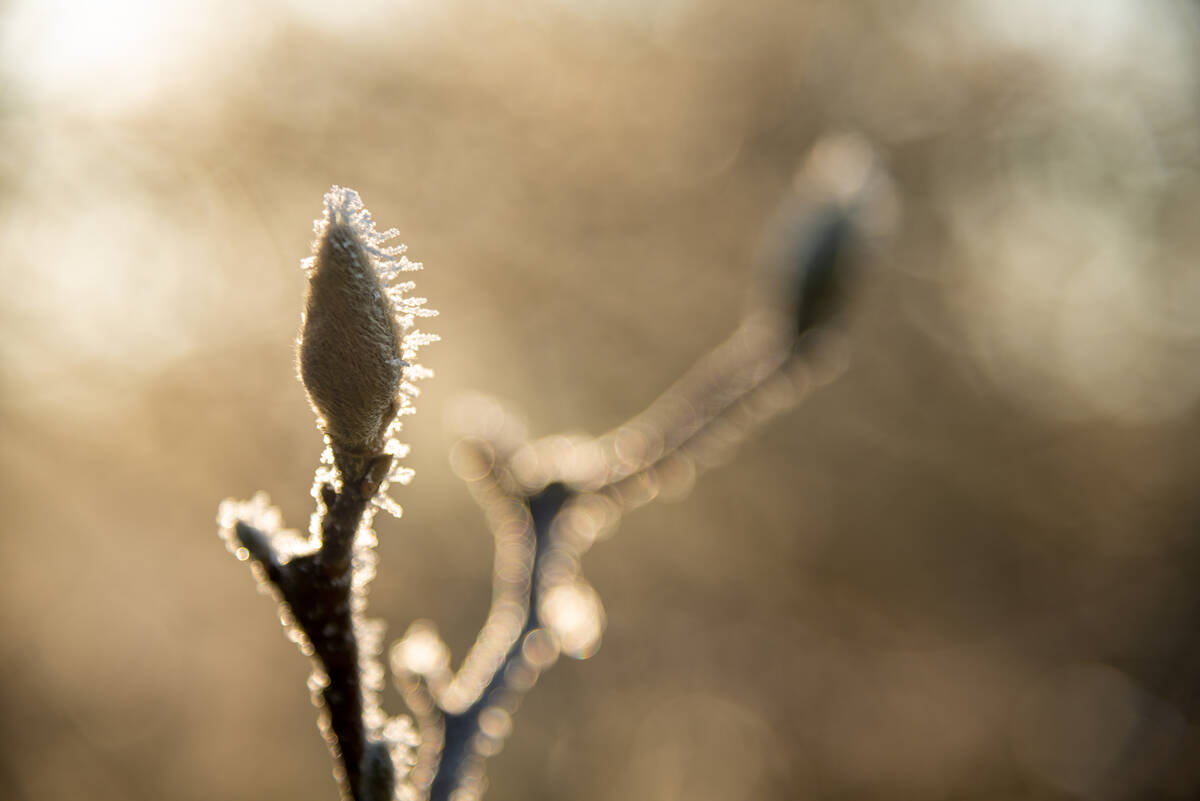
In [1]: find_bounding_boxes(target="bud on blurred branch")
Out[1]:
[760,131,897,352]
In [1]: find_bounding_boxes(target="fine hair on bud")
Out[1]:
[300,215,403,476]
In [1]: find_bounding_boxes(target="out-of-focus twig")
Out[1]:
[391,132,895,801]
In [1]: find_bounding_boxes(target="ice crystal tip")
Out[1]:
[217,492,282,540]
[297,186,437,479]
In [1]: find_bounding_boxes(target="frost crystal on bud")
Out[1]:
[298,186,438,480]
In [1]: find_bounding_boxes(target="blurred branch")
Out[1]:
[404,329,820,800]
[393,135,889,799]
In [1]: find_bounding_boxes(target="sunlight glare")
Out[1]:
[2,0,243,112]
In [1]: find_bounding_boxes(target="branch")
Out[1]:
[232,455,396,801]
[394,135,890,797]
[221,136,892,801]
[401,322,833,800]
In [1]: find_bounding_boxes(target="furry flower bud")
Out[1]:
[298,187,437,480]
[762,132,895,351]
[301,223,403,457]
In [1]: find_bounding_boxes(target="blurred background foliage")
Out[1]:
[3,0,1200,799]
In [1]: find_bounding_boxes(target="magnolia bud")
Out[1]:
[782,205,855,346]
[300,221,404,471]
[760,132,895,351]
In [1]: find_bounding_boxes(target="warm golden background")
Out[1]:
[3,1,1200,799]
